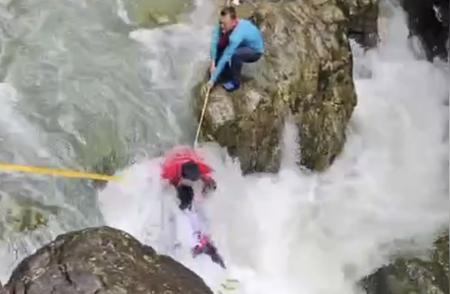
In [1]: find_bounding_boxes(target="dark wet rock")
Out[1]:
[196,0,365,173]
[3,226,212,294]
[363,233,449,294]
[346,0,380,48]
[400,0,449,60]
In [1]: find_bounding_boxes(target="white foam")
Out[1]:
[99,6,448,294]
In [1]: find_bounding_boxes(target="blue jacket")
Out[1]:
[209,19,264,83]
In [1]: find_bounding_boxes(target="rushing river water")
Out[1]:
[0,0,448,293]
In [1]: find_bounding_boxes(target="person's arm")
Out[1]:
[201,174,217,194]
[209,32,242,83]
[200,173,213,183]
[210,25,220,63]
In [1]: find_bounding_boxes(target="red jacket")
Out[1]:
[161,146,213,186]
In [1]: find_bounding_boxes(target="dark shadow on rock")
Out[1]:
[401,0,449,61]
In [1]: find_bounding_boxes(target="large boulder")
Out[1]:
[196,0,376,173]
[3,226,212,294]
[362,233,449,294]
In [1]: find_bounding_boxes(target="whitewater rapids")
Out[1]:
[0,0,446,292]
[99,6,449,294]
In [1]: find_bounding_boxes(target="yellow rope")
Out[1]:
[0,86,211,182]
[0,162,121,182]
[194,86,211,148]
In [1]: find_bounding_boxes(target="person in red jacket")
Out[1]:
[161,146,217,199]
[160,146,224,268]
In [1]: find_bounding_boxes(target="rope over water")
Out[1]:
[0,162,121,182]
[0,85,241,290]
[194,85,211,148]
[0,86,212,181]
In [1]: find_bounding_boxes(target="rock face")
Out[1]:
[196,0,377,173]
[400,0,449,60]
[3,226,212,294]
[346,0,379,48]
[363,234,449,294]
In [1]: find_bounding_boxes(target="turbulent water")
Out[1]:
[0,0,448,293]
[0,0,215,280]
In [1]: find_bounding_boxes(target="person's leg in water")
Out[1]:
[177,185,194,210]
[223,46,262,91]
[180,189,225,268]
[191,232,226,269]
[203,242,226,268]
[177,185,206,248]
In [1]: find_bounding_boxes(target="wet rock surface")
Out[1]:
[3,226,212,294]
[346,0,380,48]
[363,233,449,294]
[196,0,374,173]
[400,0,449,60]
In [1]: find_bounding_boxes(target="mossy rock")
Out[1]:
[363,233,449,294]
[195,0,378,173]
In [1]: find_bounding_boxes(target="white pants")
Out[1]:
[164,183,210,254]
[185,210,201,247]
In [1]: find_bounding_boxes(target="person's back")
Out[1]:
[230,19,264,54]
[207,6,265,92]
[160,146,215,188]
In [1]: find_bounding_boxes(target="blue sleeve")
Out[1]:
[210,25,220,62]
[209,34,242,82]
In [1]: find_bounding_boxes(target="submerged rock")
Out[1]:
[0,195,60,237]
[196,0,374,173]
[3,226,212,294]
[121,0,193,27]
[363,233,449,294]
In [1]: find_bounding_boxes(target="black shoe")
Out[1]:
[222,80,240,92]
[204,243,226,269]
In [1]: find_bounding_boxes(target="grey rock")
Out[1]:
[4,226,212,294]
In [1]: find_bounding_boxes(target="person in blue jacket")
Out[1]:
[206,6,264,92]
